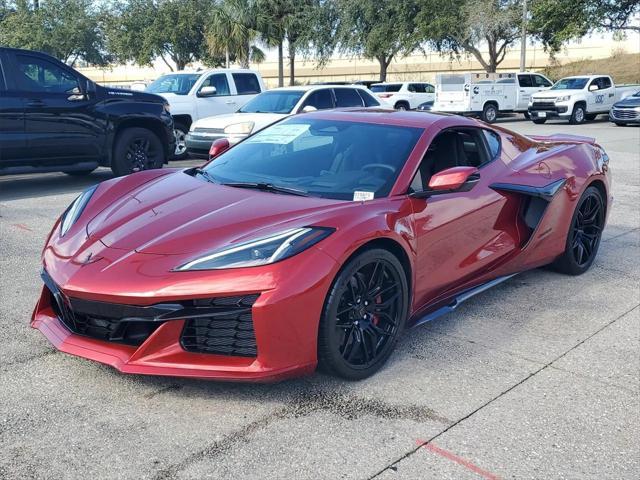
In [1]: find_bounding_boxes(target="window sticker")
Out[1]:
[353,191,375,201]
[247,124,310,144]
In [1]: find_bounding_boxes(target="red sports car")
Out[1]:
[32,109,611,381]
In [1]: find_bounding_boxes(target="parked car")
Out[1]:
[416,101,433,111]
[0,47,174,176]
[528,75,640,124]
[609,90,640,126]
[33,109,611,381]
[370,82,435,110]
[185,85,381,158]
[432,71,552,123]
[146,69,265,158]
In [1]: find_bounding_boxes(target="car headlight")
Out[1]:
[224,122,254,135]
[555,95,570,102]
[175,227,334,271]
[60,185,97,237]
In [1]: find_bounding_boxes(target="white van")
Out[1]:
[432,72,553,122]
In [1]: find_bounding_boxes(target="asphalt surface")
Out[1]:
[1,117,638,479]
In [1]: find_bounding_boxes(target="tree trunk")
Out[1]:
[378,55,391,82]
[277,40,284,87]
[289,42,295,86]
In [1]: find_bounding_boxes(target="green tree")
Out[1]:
[332,0,421,82]
[106,0,213,71]
[530,0,640,54]
[418,0,523,73]
[0,0,110,66]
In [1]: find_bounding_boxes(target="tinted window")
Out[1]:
[518,75,533,87]
[483,130,501,159]
[16,55,79,93]
[599,77,612,89]
[409,83,426,93]
[533,75,552,87]
[371,84,402,93]
[200,73,230,95]
[425,84,435,93]
[232,73,261,94]
[147,73,201,95]
[300,89,334,110]
[357,89,381,107]
[238,90,304,114]
[334,88,364,107]
[204,118,422,200]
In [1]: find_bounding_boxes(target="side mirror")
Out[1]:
[208,138,230,159]
[588,84,598,92]
[301,105,317,113]
[410,166,480,198]
[198,86,218,97]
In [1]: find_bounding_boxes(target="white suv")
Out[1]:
[370,82,435,110]
[146,69,266,158]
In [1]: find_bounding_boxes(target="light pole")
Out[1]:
[520,0,528,72]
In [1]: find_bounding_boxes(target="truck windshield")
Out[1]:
[551,78,589,90]
[238,90,305,114]
[147,74,202,95]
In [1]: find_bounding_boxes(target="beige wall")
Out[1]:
[78,34,640,88]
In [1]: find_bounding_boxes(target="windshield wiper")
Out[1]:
[194,168,217,184]
[222,182,310,197]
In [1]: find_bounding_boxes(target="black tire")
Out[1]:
[614,122,627,127]
[394,102,410,111]
[552,186,605,275]
[569,104,586,125]
[585,113,597,121]
[481,103,498,123]
[523,112,531,120]
[173,122,189,160]
[111,127,164,177]
[318,248,409,380]
[532,118,547,124]
[64,168,96,176]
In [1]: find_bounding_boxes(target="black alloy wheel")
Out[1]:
[112,127,164,176]
[553,186,605,275]
[318,249,408,379]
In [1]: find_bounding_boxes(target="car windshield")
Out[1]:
[371,84,402,93]
[633,90,640,97]
[238,90,305,114]
[146,73,201,95]
[203,118,422,201]
[551,78,589,90]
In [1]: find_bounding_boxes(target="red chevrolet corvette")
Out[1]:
[32,109,611,381]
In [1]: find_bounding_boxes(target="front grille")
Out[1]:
[193,127,225,134]
[611,108,639,120]
[180,295,259,357]
[530,101,556,110]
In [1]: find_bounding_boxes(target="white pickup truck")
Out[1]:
[528,75,639,124]
[146,69,265,158]
[432,71,553,123]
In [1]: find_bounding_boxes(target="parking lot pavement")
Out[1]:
[1,119,638,479]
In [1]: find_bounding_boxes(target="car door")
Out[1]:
[586,77,609,113]
[597,77,615,111]
[333,88,365,108]
[410,127,518,307]
[297,88,335,112]
[231,72,262,109]
[194,72,236,118]
[0,52,27,166]
[12,52,101,163]
[517,74,536,110]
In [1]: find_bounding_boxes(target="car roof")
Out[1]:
[163,69,259,76]
[266,85,369,93]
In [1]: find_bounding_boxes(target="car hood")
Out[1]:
[192,112,288,131]
[532,89,583,99]
[614,95,640,107]
[84,170,350,256]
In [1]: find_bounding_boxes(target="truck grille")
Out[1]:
[180,295,259,357]
[611,108,639,120]
[530,101,556,110]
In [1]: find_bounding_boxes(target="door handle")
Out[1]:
[225,100,236,104]
[26,100,46,107]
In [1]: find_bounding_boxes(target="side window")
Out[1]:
[232,73,261,94]
[425,84,435,93]
[357,89,381,107]
[533,75,552,87]
[200,73,230,96]
[300,89,334,110]
[518,75,533,88]
[409,83,426,93]
[589,78,600,91]
[483,130,501,160]
[600,77,612,89]
[15,54,79,93]
[333,88,364,107]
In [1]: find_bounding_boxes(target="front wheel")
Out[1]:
[318,249,408,380]
[173,122,189,160]
[394,102,409,111]
[111,127,164,177]
[569,104,586,124]
[552,186,605,275]
[481,103,498,123]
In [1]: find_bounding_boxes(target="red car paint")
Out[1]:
[32,110,612,381]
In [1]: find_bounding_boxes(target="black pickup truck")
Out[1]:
[0,47,175,176]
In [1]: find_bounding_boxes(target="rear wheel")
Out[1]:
[481,103,498,123]
[552,186,605,275]
[111,127,164,177]
[394,101,410,111]
[532,118,547,124]
[173,122,189,160]
[318,249,408,380]
[569,104,586,124]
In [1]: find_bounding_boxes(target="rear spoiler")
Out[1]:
[529,134,596,145]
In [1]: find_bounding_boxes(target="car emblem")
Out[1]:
[79,252,102,266]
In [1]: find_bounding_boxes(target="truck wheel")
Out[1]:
[481,103,498,123]
[394,101,410,111]
[111,127,164,177]
[173,122,189,160]
[532,118,547,124]
[569,104,586,124]
[585,114,597,121]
